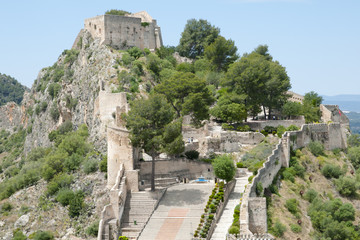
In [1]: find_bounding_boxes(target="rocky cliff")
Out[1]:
[0,30,130,239]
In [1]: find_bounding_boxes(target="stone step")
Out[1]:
[124,208,154,215]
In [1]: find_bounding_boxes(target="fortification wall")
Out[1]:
[107,127,134,188]
[240,122,347,236]
[243,117,305,131]
[138,158,213,181]
[84,15,105,44]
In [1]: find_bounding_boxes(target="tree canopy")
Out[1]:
[155,72,215,127]
[124,94,184,190]
[212,154,236,182]
[302,91,323,123]
[178,19,220,59]
[204,36,239,72]
[222,45,291,119]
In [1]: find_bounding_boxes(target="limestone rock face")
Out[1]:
[14,214,29,228]
[2,30,123,154]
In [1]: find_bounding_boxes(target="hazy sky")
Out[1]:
[0,0,359,96]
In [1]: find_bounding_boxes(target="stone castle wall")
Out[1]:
[84,13,162,50]
[242,117,305,131]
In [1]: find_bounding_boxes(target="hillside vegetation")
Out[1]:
[0,73,28,106]
[266,141,360,240]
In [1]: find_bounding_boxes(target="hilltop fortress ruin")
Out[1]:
[84,11,163,50]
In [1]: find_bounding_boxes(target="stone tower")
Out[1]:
[84,11,163,51]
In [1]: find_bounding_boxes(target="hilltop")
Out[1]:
[0,73,29,106]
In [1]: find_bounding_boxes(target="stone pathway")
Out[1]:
[138,183,213,240]
[211,171,252,240]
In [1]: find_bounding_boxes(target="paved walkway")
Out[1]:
[138,183,214,240]
[211,171,252,240]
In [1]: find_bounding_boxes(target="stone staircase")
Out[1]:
[120,191,161,239]
[211,171,252,240]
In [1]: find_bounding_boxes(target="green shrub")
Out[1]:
[321,164,343,178]
[185,150,199,160]
[12,229,27,240]
[176,62,194,73]
[237,125,251,132]
[228,225,240,237]
[64,153,83,172]
[271,221,286,237]
[40,101,48,112]
[236,162,244,168]
[304,189,318,203]
[52,66,65,82]
[64,95,78,110]
[335,176,358,197]
[68,190,85,218]
[293,163,306,178]
[50,102,59,121]
[256,182,263,196]
[99,156,107,172]
[121,52,135,66]
[1,202,13,214]
[282,167,296,182]
[127,47,143,59]
[83,158,98,174]
[63,49,79,66]
[32,230,54,240]
[86,220,99,237]
[264,126,277,133]
[47,83,61,99]
[46,173,73,196]
[334,203,355,222]
[248,175,254,183]
[285,199,299,216]
[56,188,75,206]
[118,237,129,240]
[286,125,299,131]
[277,125,286,138]
[105,9,130,16]
[308,141,324,156]
[222,123,234,130]
[290,223,302,233]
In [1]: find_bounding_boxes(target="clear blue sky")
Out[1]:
[1,0,359,96]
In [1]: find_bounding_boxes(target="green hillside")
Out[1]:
[0,73,28,106]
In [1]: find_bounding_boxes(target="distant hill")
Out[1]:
[0,73,28,106]
[322,94,360,113]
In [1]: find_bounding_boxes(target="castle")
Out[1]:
[84,11,163,51]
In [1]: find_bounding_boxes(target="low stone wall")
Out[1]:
[139,158,213,181]
[98,165,127,240]
[242,117,305,131]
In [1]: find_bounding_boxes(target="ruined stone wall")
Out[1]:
[138,158,213,181]
[248,198,267,234]
[243,117,305,131]
[198,131,265,156]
